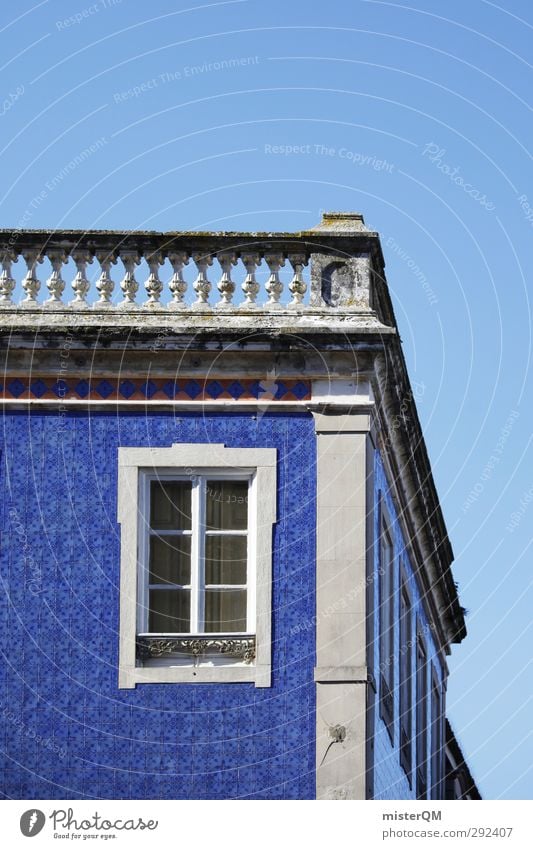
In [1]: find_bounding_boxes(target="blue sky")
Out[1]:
[1,0,532,800]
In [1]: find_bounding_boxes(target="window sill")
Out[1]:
[117,634,269,688]
[119,664,270,688]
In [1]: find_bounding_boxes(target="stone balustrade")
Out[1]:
[0,215,387,326]
[0,241,312,310]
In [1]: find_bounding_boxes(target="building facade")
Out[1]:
[0,213,474,799]
[444,721,481,800]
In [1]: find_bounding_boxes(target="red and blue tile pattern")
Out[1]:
[0,376,311,402]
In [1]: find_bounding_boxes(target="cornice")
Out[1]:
[372,348,466,651]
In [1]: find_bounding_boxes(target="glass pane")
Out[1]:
[205,589,247,632]
[205,535,247,584]
[150,480,191,530]
[149,536,191,585]
[206,480,248,530]
[148,589,190,632]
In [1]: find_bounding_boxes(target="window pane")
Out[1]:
[205,535,247,584]
[149,536,191,585]
[204,589,247,632]
[150,480,191,530]
[206,480,248,530]
[148,589,190,632]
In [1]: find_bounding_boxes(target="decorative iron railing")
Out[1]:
[136,635,256,665]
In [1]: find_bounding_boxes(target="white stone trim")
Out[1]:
[312,379,373,406]
[117,443,276,688]
[0,398,307,407]
[313,412,371,433]
[313,412,371,800]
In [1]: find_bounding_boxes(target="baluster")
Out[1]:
[216,251,237,308]
[144,251,164,307]
[119,250,141,307]
[168,251,189,308]
[70,249,93,307]
[95,251,117,306]
[288,253,308,307]
[0,249,17,306]
[21,248,43,306]
[45,250,68,306]
[264,253,285,308]
[240,253,261,308]
[192,252,213,307]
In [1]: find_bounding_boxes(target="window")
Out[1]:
[430,667,443,799]
[379,499,395,738]
[142,475,250,635]
[117,444,277,688]
[416,628,428,799]
[399,572,413,780]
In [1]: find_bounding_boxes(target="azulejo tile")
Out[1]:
[29,378,48,398]
[0,377,312,403]
[118,380,136,400]
[7,378,25,398]
[2,410,316,799]
[95,380,114,399]
[226,380,244,399]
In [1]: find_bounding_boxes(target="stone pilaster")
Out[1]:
[313,411,371,800]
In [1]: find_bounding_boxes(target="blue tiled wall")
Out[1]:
[371,449,445,800]
[0,410,316,800]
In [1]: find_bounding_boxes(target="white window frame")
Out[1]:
[117,444,277,688]
[139,471,253,636]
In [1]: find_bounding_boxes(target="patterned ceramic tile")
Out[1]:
[0,410,317,800]
[1,377,311,403]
